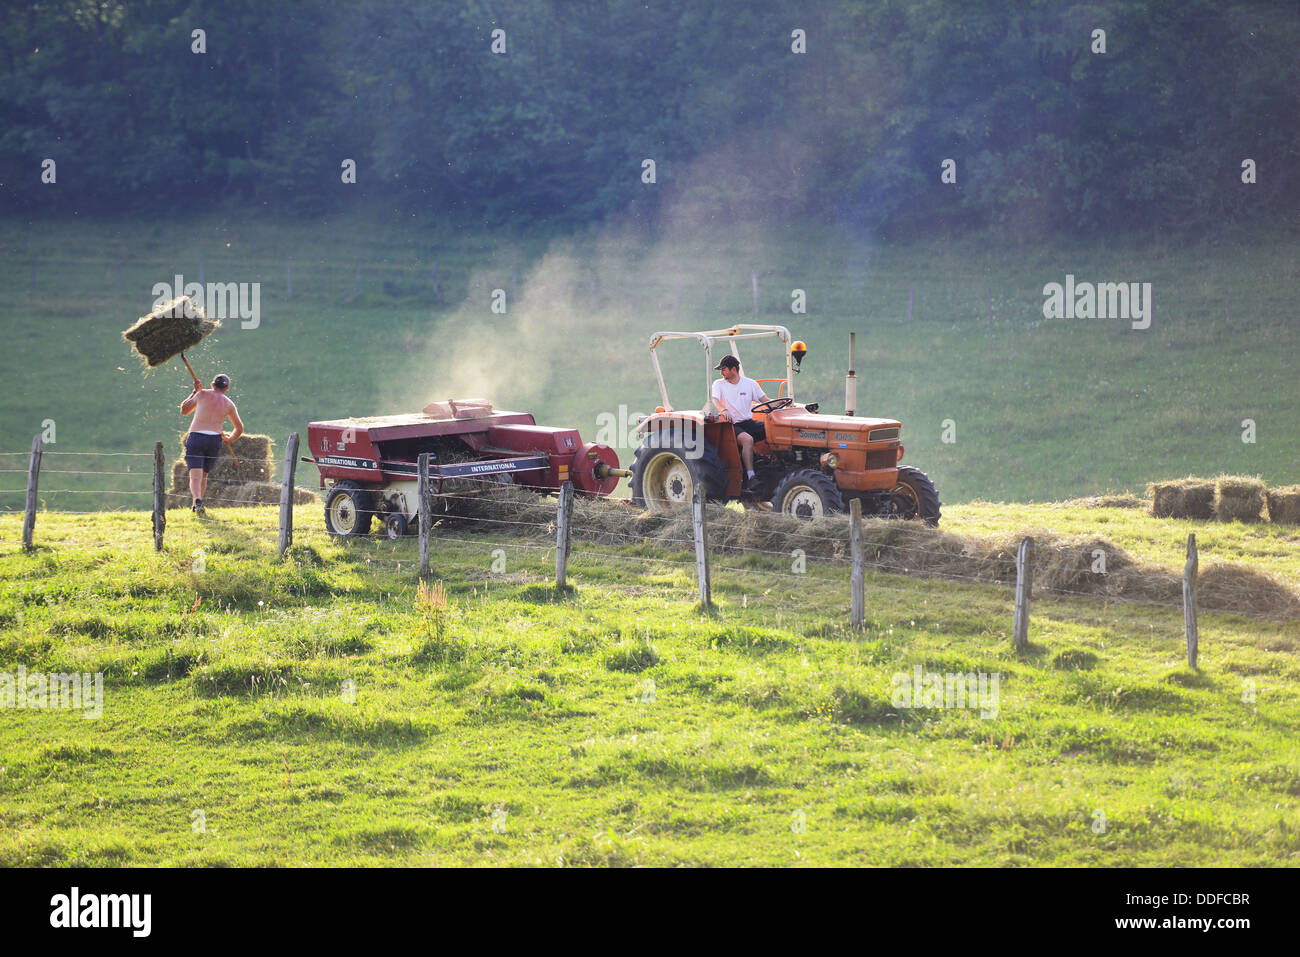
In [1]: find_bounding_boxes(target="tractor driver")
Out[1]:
[711,355,766,493]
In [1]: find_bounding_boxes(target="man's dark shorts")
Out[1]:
[733,419,766,443]
[184,432,223,473]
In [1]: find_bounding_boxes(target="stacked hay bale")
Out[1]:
[1214,475,1266,523]
[165,433,317,508]
[1147,478,1215,519]
[1266,485,1300,525]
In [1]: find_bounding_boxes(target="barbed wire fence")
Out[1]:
[3,434,1268,668]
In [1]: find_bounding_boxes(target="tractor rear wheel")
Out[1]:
[771,469,844,520]
[886,466,941,526]
[324,481,374,538]
[630,428,727,511]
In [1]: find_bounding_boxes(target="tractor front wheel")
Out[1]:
[324,481,374,538]
[886,466,941,526]
[771,469,844,520]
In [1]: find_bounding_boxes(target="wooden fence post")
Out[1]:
[278,432,300,557]
[418,452,432,577]
[555,481,574,588]
[22,434,42,550]
[850,498,864,625]
[1184,533,1199,669]
[692,481,711,607]
[152,441,166,551]
[1013,536,1034,650]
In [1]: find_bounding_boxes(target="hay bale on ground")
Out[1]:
[1148,478,1215,519]
[226,434,273,462]
[170,455,271,491]
[168,433,275,492]
[1148,481,1182,518]
[1266,485,1300,525]
[122,296,220,367]
[1215,475,1266,523]
[1181,481,1216,519]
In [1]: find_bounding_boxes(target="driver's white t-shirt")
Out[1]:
[711,375,765,422]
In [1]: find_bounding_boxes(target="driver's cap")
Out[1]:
[714,355,740,371]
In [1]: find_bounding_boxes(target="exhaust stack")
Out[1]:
[844,332,857,416]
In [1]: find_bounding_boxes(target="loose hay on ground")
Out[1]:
[1058,493,1147,510]
[432,487,1300,618]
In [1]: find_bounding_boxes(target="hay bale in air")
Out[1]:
[122,296,219,366]
[1265,485,1300,525]
[1215,475,1265,523]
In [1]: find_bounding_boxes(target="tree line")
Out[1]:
[2,0,1296,237]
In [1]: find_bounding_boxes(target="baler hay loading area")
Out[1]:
[308,398,628,538]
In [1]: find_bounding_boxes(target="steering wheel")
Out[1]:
[751,397,793,414]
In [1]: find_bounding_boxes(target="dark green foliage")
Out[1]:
[2,0,1295,234]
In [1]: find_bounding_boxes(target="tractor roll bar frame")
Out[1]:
[647,324,793,412]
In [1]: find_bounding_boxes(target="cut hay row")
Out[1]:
[165,483,317,509]
[1055,493,1146,510]
[435,486,1300,620]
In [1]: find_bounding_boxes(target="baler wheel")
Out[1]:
[324,481,374,538]
[385,512,409,540]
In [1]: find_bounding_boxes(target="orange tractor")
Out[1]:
[628,325,940,524]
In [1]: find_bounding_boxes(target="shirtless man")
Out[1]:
[180,373,244,514]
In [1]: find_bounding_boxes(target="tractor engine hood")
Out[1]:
[773,407,900,433]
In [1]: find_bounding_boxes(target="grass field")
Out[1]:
[1,213,1298,510]
[1,500,1297,866]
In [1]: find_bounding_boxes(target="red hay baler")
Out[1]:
[307,397,628,538]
